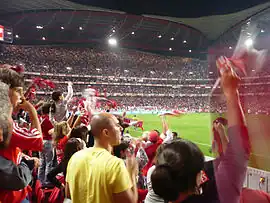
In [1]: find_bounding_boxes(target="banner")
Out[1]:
[0,25,4,41]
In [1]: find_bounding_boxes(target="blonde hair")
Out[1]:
[53,121,70,146]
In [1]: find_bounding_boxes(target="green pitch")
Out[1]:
[126,113,218,157]
[125,113,270,170]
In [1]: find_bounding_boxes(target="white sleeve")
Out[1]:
[64,84,73,103]
[162,129,173,144]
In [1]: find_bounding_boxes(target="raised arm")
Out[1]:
[64,82,73,103]
[19,100,42,135]
[160,116,168,134]
[215,57,250,203]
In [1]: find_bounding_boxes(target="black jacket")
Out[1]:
[0,156,34,190]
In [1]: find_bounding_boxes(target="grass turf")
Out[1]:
[125,113,270,170]
[126,113,218,157]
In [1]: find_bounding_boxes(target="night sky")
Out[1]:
[70,0,270,17]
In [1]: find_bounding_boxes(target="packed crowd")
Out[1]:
[1,45,209,79]
[2,45,270,114]
[1,59,270,203]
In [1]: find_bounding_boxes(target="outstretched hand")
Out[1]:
[216,56,241,98]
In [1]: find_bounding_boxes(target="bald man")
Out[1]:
[66,113,138,203]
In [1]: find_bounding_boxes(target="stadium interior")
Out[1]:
[1,0,270,202]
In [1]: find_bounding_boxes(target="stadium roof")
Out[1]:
[1,0,270,57]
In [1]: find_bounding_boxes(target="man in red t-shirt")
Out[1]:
[38,103,54,187]
[142,131,163,176]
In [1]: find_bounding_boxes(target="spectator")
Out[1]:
[113,142,129,159]
[142,130,163,176]
[145,144,166,203]
[51,82,73,122]
[47,138,85,189]
[53,121,71,164]
[0,81,36,191]
[0,66,43,203]
[38,103,55,188]
[65,113,138,203]
[69,125,88,145]
[172,132,178,140]
[151,63,250,203]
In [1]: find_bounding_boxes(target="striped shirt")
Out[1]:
[0,121,43,203]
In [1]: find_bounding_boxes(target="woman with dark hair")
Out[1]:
[69,126,88,144]
[51,82,73,122]
[151,63,250,203]
[47,138,85,189]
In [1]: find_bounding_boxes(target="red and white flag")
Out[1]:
[0,25,4,41]
[159,109,184,117]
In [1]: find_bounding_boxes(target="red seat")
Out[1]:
[35,180,44,203]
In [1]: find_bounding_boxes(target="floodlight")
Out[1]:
[245,38,253,47]
[108,38,117,46]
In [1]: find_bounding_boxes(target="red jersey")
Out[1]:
[142,139,163,176]
[56,136,68,164]
[40,115,54,140]
[0,121,43,203]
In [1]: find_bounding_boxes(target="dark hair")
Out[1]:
[52,91,62,102]
[69,126,89,143]
[151,140,204,201]
[41,102,53,115]
[62,138,84,177]
[0,68,24,88]
[213,117,228,126]
[153,143,166,164]
[113,142,129,159]
[87,130,94,147]
[154,129,160,135]
[172,132,178,138]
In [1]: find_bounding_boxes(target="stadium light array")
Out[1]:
[245,38,253,47]
[36,25,43,29]
[15,34,19,38]
[108,38,117,46]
